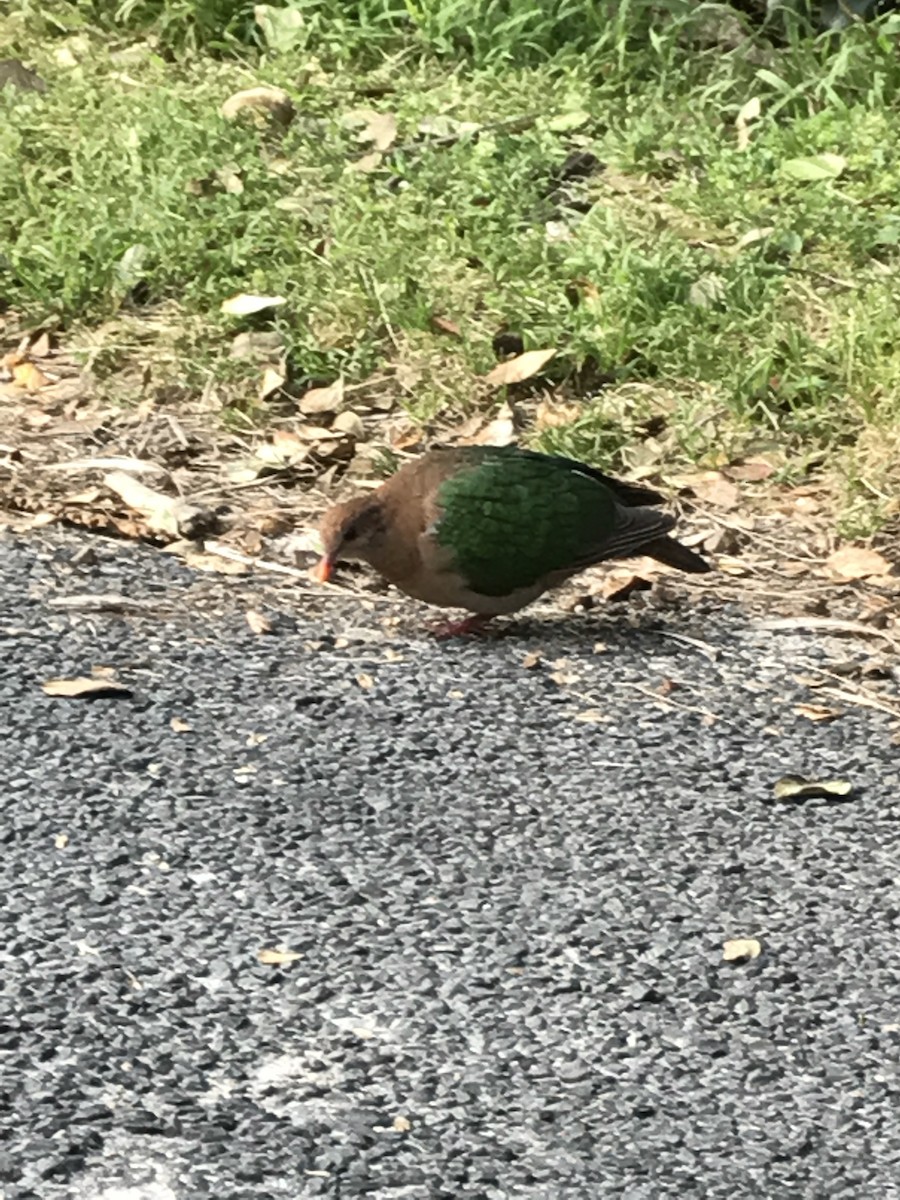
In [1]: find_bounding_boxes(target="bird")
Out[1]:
[314,444,711,635]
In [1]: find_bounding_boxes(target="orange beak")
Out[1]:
[313,556,334,584]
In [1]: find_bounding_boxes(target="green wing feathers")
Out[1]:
[433,447,678,597]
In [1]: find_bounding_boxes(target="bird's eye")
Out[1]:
[344,526,358,543]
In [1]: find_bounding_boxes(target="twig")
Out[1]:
[798,666,900,720]
[817,685,900,720]
[657,631,722,661]
[627,681,729,726]
[48,593,161,614]
[756,616,899,650]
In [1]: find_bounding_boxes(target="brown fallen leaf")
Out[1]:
[42,676,132,699]
[430,315,462,338]
[691,472,740,510]
[716,556,751,577]
[343,107,398,152]
[221,86,294,125]
[573,708,607,723]
[298,377,344,415]
[463,401,518,447]
[172,548,250,575]
[825,545,892,581]
[600,573,653,603]
[550,670,579,686]
[535,398,582,430]
[170,717,193,733]
[104,471,209,540]
[350,152,382,173]
[356,673,375,690]
[12,360,51,390]
[521,651,542,669]
[246,610,273,635]
[794,702,843,723]
[724,459,774,482]
[259,365,287,401]
[331,409,365,440]
[0,59,47,93]
[722,938,761,962]
[391,1116,411,1133]
[483,348,557,387]
[257,947,303,965]
[773,774,853,801]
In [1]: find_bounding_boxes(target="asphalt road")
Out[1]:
[2,529,900,1200]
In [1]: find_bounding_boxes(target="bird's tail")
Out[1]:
[642,535,711,574]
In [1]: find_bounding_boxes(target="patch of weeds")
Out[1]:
[2,3,900,519]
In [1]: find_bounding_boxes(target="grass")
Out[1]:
[3,1,900,531]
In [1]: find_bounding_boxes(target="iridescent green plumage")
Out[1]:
[433,446,677,597]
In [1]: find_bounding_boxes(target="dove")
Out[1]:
[314,445,710,634]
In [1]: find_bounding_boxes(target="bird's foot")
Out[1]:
[429,614,494,639]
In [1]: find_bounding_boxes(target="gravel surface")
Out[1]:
[2,529,900,1200]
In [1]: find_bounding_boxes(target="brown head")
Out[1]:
[313,494,388,583]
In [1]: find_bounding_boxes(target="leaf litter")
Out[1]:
[2,292,898,652]
[773,775,854,801]
[42,676,132,699]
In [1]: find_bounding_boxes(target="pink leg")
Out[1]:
[429,613,495,639]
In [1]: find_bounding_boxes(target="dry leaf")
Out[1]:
[13,359,52,390]
[220,293,287,316]
[535,398,581,430]
[483,348,557,387]
[43,455,169,476]
[54,832,69,849]
[343,107,398,152]
[331,409,365,439]
[351,152,383,173]
[735,95,761,151]
[550,670,579,686]
[246,610,273,635]
[724,459,774,482]
[29,331,52,358]
[170,717,193,733]
[259,365,286,401]
[521,651,542,669]
[221,86,294,125]
[165,542,250,574]
[600,573,652,603]
[391,1116,411,1132]
[722,938,761,962]
[826,546,892,581]
[773,775,853,801]
[42,676,132,699]
[794,703,843,723]
[298,377,344,415]
[257,947,303,965]
[104,471,209,540]
[573,708,606,723]
[735,226,774,251]
[691,473,740,510]
[717,556,750,576]
[356,673,375,690]
[689,274,727,309]
[430,315,462,338]
[464,401,518,447]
